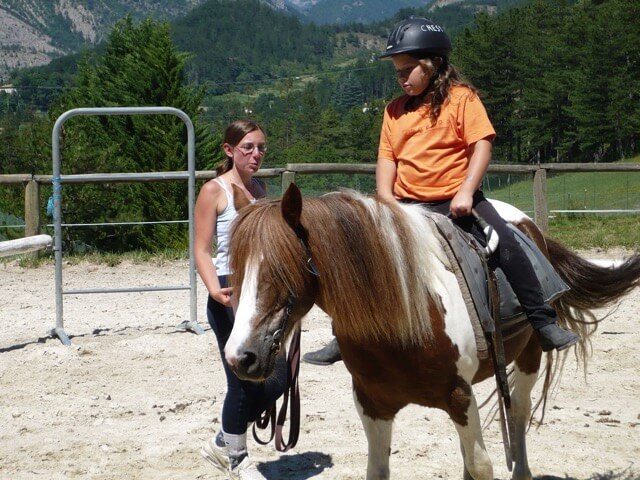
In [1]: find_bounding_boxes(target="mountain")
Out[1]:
[301,0,432,25]
[0,0,527,82]
[170,0,336,94]
[297,0,531,25]
[0,0,436,79]
[0,0,209,79]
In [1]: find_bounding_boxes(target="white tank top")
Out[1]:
[213,177,259,276]
[213,178,237,276]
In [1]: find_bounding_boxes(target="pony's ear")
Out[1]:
[232,184,252,211]
[281,183,302,230]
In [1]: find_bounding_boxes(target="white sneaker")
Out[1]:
[200,435,229,474]
[229,455,267,480]
[201,431,266,479]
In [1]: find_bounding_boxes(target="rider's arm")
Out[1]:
[450,138,492,218]
[376,157,397,203]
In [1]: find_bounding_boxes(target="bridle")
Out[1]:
[270,297,295,354]
[254,223,320,452]
[268,229,319,355]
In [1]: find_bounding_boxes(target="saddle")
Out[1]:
[422,211,569,360]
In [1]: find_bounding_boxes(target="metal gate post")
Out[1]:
[50,107,201,345]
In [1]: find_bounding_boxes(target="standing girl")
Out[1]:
[194,120,285,479]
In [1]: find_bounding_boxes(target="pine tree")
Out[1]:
[49,16,216,252]
[332,73,365,113]
[564,0,640,161]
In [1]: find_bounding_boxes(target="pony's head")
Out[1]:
[224,184,319,380]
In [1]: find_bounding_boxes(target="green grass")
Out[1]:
[548,214,639,251]
[4,248,189,268]
[483,157,639,250]
[61,248,189,266]
[484,157,640,214]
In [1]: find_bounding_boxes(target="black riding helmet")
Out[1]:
[379,17,451,59]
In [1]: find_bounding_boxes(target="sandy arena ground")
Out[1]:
[0,249,638,480]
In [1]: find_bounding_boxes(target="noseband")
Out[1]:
[270,297,295,354]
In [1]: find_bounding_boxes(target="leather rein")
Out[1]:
[253,227,319,452]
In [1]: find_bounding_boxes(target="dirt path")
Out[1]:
[1,250,638,479]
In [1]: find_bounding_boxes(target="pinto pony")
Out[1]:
[224,184,639,480]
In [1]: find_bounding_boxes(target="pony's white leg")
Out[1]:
[457,439,474,480]
[453,393,493,480]
[353,390,392,480]
[510,364,536,480]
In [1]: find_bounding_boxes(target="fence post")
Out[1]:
[533,167,549,233]
[24,178,41,237]
[281,170,296,192]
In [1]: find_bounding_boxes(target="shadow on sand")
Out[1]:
[535,466,638,480]
[255,461,638,480]
[257,451,333,479]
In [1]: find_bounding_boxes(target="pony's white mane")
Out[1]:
[339,191,450,346]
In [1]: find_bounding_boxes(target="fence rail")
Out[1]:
[1,162,639,237]
[0,163,640,236]
[0,234,53,258]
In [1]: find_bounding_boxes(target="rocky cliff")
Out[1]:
[0,0,207,79]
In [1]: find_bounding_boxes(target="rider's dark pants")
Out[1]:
[207,275,287,435]
[403,190,557,330]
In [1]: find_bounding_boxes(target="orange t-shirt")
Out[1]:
[378,85,496,202]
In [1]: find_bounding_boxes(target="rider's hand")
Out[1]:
[450,190,474,218]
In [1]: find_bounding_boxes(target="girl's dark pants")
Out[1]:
[207,276,287,435]
[408,190,557,329]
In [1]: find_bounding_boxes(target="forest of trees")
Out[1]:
[0,18,218,250]
[0,0,638,250]
[190,0,639,168]
[454,0,639,163]
[171,0,337,94]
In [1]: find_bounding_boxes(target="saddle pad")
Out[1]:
[423,211,569,358]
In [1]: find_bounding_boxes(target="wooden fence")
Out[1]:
[1,162,639,236]
[0,234,53,258]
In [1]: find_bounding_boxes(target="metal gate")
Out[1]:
[50,107,201,345]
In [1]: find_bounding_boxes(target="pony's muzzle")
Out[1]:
[225,344,273,381]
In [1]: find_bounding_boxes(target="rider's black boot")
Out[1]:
[302,338,342,366]
[535,323,579,352]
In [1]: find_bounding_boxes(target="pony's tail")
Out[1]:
[547,237,640,311]
[531,239,639,425]
[545,237,640,364]
[518,236,638,425]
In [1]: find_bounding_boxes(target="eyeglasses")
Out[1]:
[395,64,420,79]
[235,143,267,155]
